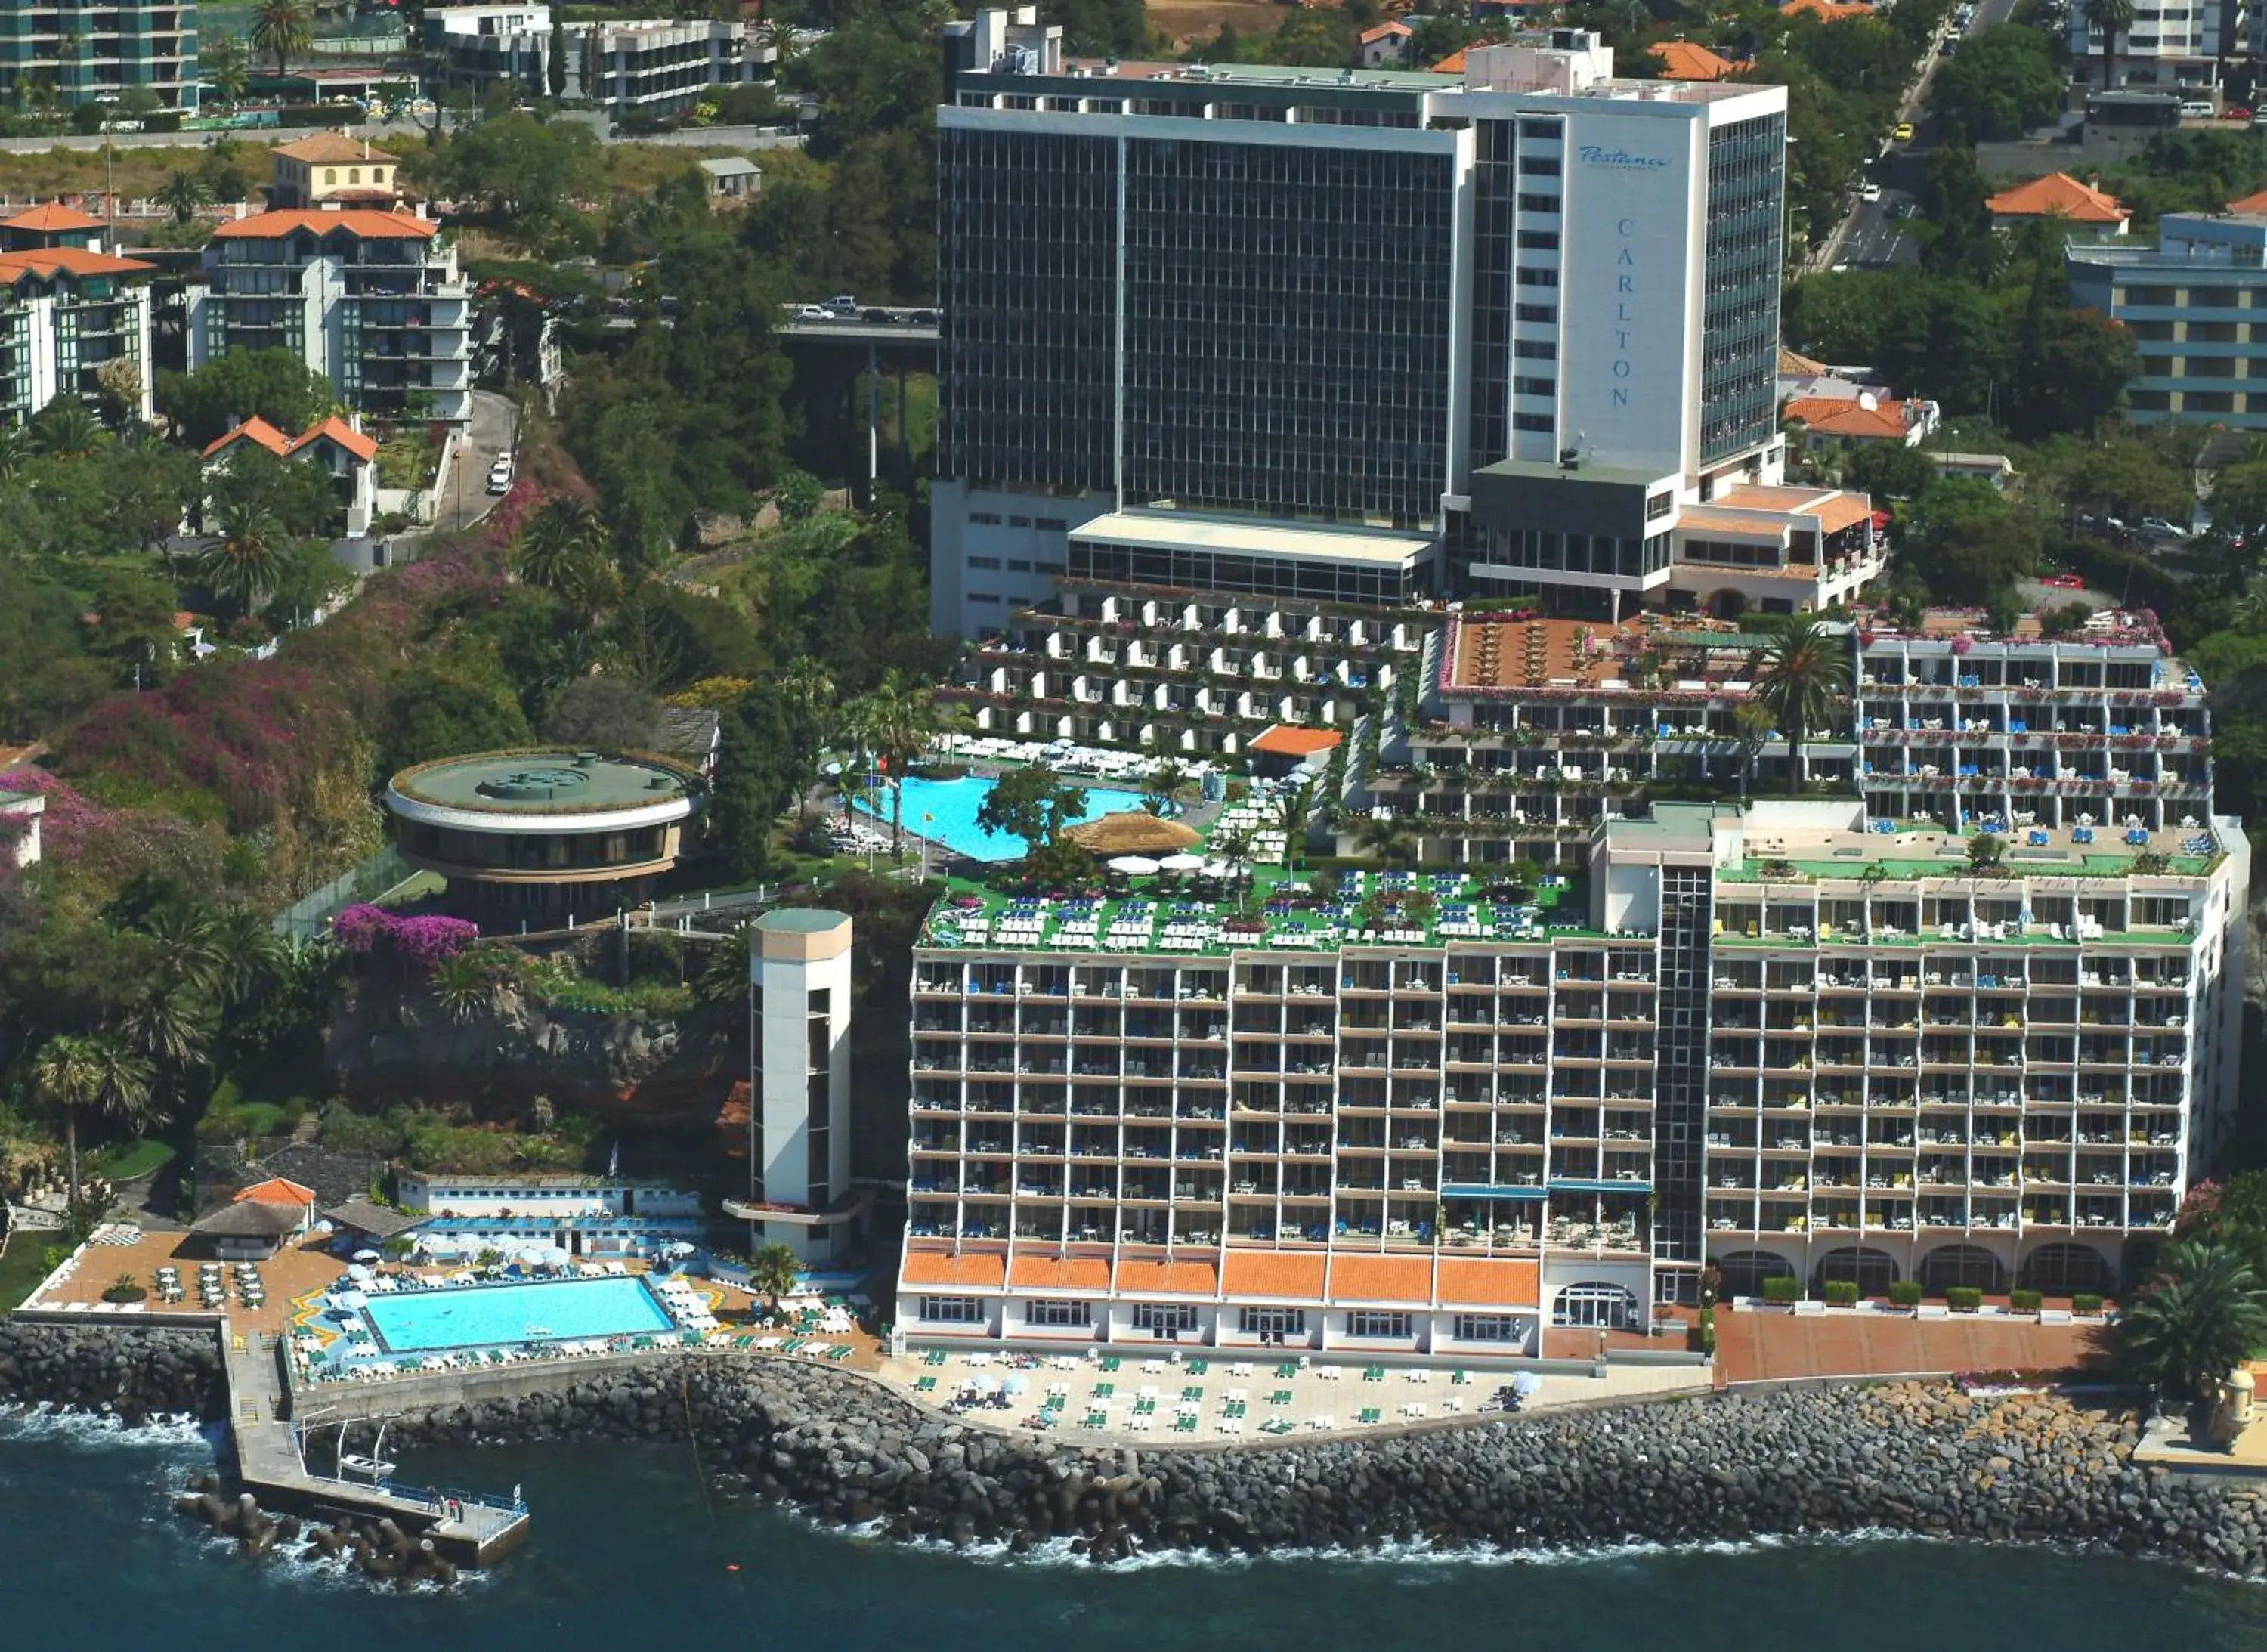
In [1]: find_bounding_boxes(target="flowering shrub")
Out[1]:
[332,902,478,966]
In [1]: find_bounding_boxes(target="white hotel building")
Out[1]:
[899,797,2247,1351]
[932,18,1860,642]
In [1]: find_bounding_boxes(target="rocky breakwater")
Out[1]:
[386,1359,2267,1575]
[174,1472,462,1588]
[0,1319,224,1423]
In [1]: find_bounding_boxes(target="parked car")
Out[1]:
[1893,122,1914,141]
[826,293,857,313]
[2139,516,2186,537]
[2225,107,2253,121]
[862,307,892,323]
[911,308,939,325]
[2043,573,2086,590]
[797,304,830,319]
[1860,182,1882,202]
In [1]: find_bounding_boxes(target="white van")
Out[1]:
[2182,100,2215,119]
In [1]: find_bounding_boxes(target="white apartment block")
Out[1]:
[422,5,776,119]
[0,205,156,425]
[898,796,2245,1352]
[2066,0,2230,88]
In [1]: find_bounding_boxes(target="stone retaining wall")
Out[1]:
[385,1356,2267,1574]
[0,1317,225,1422]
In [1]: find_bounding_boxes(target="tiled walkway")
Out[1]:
[1714,1307,2112,1384]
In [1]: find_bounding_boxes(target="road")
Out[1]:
[1813,0,2021,272]
[399,388,518,552]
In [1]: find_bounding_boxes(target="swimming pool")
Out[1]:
[360,1276,673,1353]
[855,774,1149,863]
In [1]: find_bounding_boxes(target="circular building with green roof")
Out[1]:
[383,749,703,923]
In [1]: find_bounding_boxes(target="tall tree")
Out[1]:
[251,0,314,80]
[200,499,286,613]
[861,672,936,850]
[2090,0,2138,91]
[201,32,251,110]
[156,169,210,226]
[1751,617,1851,789]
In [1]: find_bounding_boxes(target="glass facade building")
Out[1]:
[1699,113,1786,465]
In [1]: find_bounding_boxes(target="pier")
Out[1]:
[224,1331,530,1564]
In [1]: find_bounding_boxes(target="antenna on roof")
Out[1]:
[1857,391,1879,412]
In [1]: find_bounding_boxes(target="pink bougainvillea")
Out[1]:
[331,902,478,965]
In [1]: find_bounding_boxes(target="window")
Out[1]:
[970,592,1003,605]
[1517,230,1560,251]
[1647,491,1676,521]
[1452,1313,1523,1343]
[1513,413,1554,432]
[808,988,832,1015]
[1514,303,1557,324]
[1517,193,1561,214]
[1519,119,1560,140]
[1347,1310,1412,1338]
[1516,267,1560,288]
[967,555,1002,569]
[1514,339,1554,359]
[1028,1298,1092,1327]
[1237,1306,1307,1335]
[1035,516,1069,531]
[1518,155,1562,177]
[1514,376,1557,397]
[969,511,1003,525]
[1008,559,1032,572]
[920,1295,985,1324]
[1010,515,1033,527]
[1132,1301,1198,1332]
[1552,1281,1641,1329]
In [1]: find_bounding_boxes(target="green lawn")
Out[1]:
[87,1138,176,1182]
[0,1230,56,1311]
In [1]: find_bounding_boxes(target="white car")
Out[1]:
[1860,183,1882,203]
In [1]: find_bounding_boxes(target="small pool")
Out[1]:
[360,1276,673,1353]
[856,774,1148,863]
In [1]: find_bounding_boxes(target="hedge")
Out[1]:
[1823,1279,1860,1306]
[1888,1280,1923,1307]
[1761,1276,1802,1304]
[2009,1288,2043,1313]
[2072,1292,2105,1313]
[1946,1285,1984,1312]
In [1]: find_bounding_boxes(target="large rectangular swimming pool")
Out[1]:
[856,774,1148,863]
[360,1276,673,1353]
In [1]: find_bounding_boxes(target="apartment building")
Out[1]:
[897,794,2246,1350]
[0,205,156,425]
[2068,209,2267,431]
[2063,0,2230,90]
[422,5,775,119]
[187,206,470,423]
[932,19,1857,641]
[0,2,199,112]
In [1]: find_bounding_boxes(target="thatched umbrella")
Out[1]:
[1064,811,1202,855]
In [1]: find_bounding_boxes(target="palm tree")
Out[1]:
[34,1033,155,1211]
[200,499,285,611]
[1355,811,1419,867]
[33,1035,101,1211]
[1276,777,1317,874]
[514,499,607,606]
[866,672,938,851]
[251,0,314,80]
[760,17,798,68]
[156,168,209,226]
[1141,760,1192,819]
[0,422,26,483]
[1751,617,1851,794]
[2089,0,2138,90]
[1733,699,1777,803]
[749,1240,801,1315]
[27,398,104,459]
[201,32,251,110]
[2119,1242,2267,1401]
[833,691,881,821]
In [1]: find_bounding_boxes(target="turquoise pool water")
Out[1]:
[360,1277,673,1353]
[856,775,1149,862]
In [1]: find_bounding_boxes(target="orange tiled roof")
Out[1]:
[1783,394,1920,440]
[1716,484,1873,536]
[203,416,293,459]
[1222,1249,1327,1300]
[1328,1253,1434,1304]
[1778,345,1830,376]
[1780,0,1872,18]
[1360,20,1412,42]
[0,246,153,281]
[2,203,103,232]
[1648,41,1738,80]
[1984,172,2128,225]
[2228,187,2267,215]
[1429,47,1467,73]
[1115,1258,1219,1296]
[901,1249,1007,1288]
[1008,1254,1112,1291]
[212,208,437,240]
[1435,1257,1542,1307]
[233,1176,318,1208]
[290,415,379,464]
[274,131,385,165]
[1247,725,1344,758]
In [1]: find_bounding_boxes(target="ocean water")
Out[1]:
[5,1406,2264,1651]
